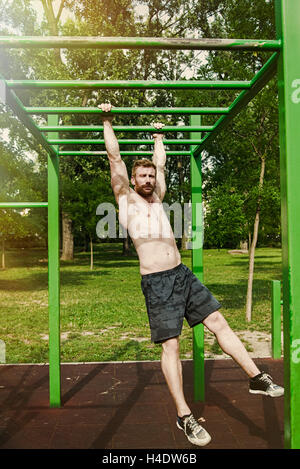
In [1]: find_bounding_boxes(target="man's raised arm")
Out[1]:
[152,123,166,201]
[99,103,130,204]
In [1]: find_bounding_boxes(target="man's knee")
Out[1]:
[161,336,180,355]
[203,311,229,334]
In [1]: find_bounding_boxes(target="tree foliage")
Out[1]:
[0,0,280,259]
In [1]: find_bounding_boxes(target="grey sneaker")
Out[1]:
[176,413,211,446]
[249,372,284,397]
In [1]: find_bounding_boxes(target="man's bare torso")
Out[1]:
[119,188,181,275]
[98,103,178,274]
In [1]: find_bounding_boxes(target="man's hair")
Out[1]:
[131,159,156,178]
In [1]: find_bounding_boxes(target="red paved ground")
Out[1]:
[0,358,284,449]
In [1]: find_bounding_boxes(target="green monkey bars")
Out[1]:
[0,0,299,449]
[0,36,281,50]
[7,79,252,89]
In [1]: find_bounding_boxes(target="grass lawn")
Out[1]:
[0,244,282,363]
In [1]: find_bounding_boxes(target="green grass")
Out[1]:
[0,244,282,363]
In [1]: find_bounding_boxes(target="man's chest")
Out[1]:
[119,196,171,238]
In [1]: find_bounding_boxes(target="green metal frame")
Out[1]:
[26,106,229,115]
[47,114,61,407]
[1,0,299,448]
[190,115,205,402]
[275,0,300,450]
[7,79,252,90]
[271,280,282,359]
[0,36,281,50]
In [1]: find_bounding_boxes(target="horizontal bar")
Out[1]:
[48,138,204,145]
[26,107,229,115]
[59,150,191,156]
[40,125,214,133]
[0,74,57,158]
[0,202,48,208]
[7,79,251,90]
[0,36,282,51]
[192,52,279,156]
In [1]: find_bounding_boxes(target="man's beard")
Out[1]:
[135,183,155,197]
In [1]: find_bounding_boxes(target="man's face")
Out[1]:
[131,166,156,197]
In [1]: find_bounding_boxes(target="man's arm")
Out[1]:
[152,123,166,201]
[99,103,130,204]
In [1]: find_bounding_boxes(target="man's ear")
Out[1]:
[131,176,135,187]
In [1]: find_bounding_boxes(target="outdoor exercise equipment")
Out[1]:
[0,0,299,449]
[271,280,282,359]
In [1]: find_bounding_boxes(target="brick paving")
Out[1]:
[0,358,284,449]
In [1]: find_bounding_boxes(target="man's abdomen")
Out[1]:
[136,239,181,275]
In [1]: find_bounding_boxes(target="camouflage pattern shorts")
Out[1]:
[141,263,221,344]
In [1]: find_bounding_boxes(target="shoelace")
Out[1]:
[260,373,273,385]
[186,415,203,434]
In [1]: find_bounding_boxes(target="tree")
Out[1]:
[0,140,47,267]
[0,0,280,307]
[60,0,226,253]
[181,0,279,321]
[204,183,247,249]
[60,175,114,268]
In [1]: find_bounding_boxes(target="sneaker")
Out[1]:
[176,413,211,446]
[249,372,284,397]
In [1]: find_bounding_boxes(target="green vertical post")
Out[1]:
[275,0,300,449]
[190,115,205,402]
[47,114,61,407]
[271,280,282,359]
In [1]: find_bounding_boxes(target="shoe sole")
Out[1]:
[176,422,212,446]
[249,389,284,397]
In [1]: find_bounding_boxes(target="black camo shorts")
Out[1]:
[141,263,221,344]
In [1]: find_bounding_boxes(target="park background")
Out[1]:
[0,0,282,363]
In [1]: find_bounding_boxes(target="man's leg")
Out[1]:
[160,335,212,446]
[202,310,284,397]
[160,336,191,417]
[202,311,260,377]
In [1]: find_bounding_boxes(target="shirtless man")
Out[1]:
[99,103,284,447]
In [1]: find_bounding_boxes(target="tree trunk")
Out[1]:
[41,1,76,261]
[181,232,188,250]
[60,212,74,260]
[40,0,65,63]
[245,155,266,322]
[1,239,5,269]
[122,233,131,256]
[90,236,93,270]
[84,234,89,252]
